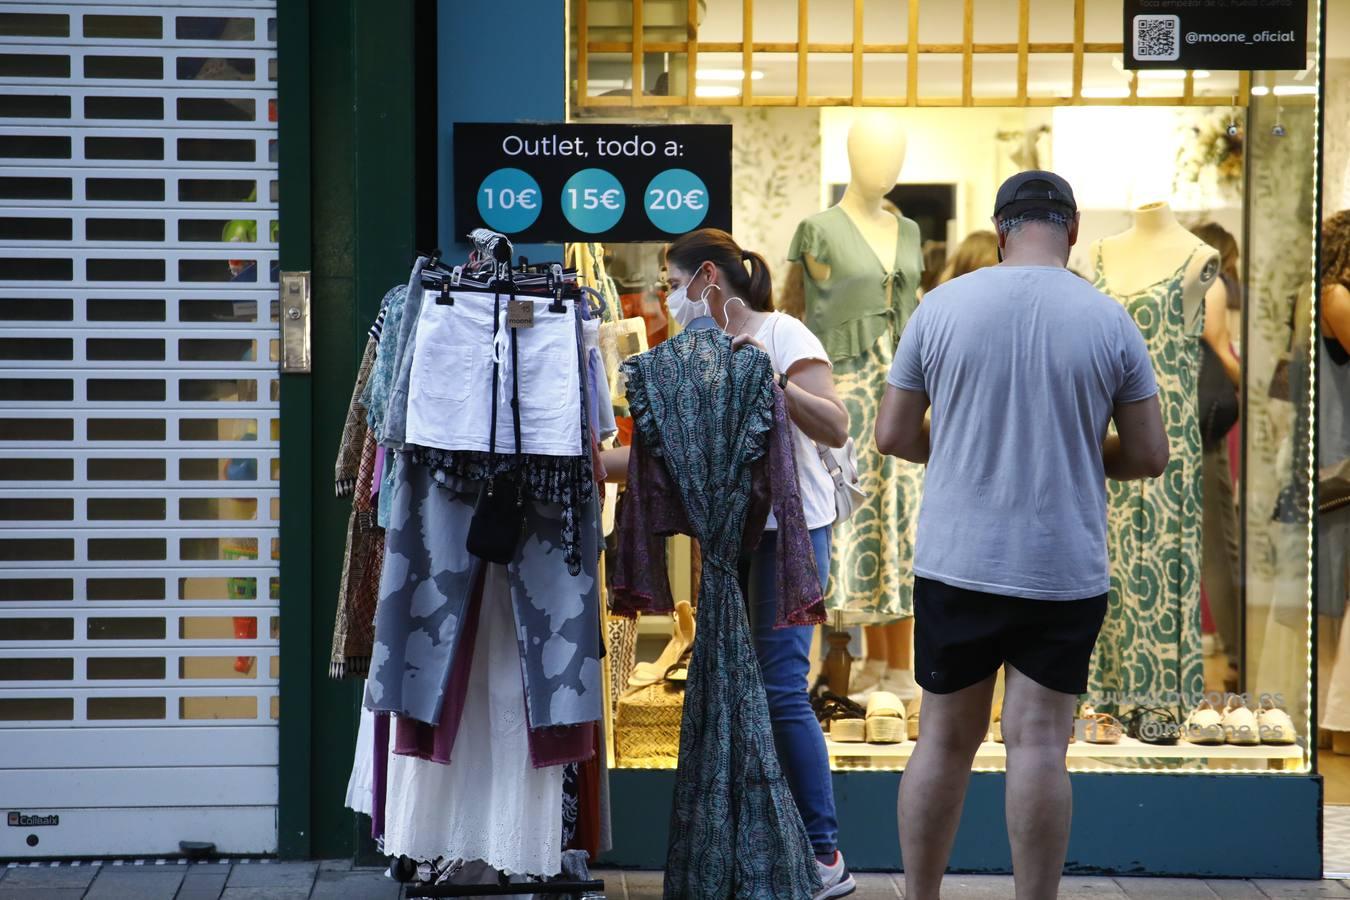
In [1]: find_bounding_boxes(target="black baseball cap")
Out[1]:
[994,170,1077,220]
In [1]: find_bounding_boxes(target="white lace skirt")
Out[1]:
[380,565,565,876]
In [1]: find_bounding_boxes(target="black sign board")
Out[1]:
[453,123,732,243]
[1124,0,1307,70]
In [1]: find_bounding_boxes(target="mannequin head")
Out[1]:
[846,116,907,200]
[665,228,774,327]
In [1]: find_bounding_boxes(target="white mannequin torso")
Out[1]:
[1092,202,1218,331]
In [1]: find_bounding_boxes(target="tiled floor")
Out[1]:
[3,861,1348,899]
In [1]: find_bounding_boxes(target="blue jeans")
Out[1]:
[749,526,838,856]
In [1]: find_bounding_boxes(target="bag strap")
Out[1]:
[485,291,502,494]
[765,312,835,462]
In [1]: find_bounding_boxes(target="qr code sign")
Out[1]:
[1133,14,1181,61]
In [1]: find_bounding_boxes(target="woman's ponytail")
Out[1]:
[741,249,774,313]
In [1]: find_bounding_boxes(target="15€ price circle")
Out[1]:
[561,168,625,234]
[477,167,542,233]
[645,169,709,234]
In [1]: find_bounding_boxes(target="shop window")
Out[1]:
[87,498,166,521]
[85,55,162,80]
[0,580,73,602]
[0,538,74,562]
[0,176,71,200]
[84,96,164,121]
[88,657,165,680]
[0,418,72,441]
[88,537,165,562]
[87,298,165,321]
[178,138,256,163]
[0,377,70,401]
[180,536,258,561]
[0,498,73,521]
[0,698,73,720]
[87,578,165,602]
[87,697,166,720]
[87,218,165,241]
[0,618,73,640]
[179,298,257,323]
[0,216,71,240]
[0,298,72,321]
[87,379,167,402]
[0,135,71,160]
[178,576,256,602]
[0,458,73,480]
[83,15,162,40]
[87,418,166,441]
[0,657,72,681]
[179,498,258,521]
[86,177,164,202]
[87,458,166,481]
[0,95,70,118]
[85,136,164,161]
[87,337,164,360]
[0,13,68,38]
[88,617,165,640]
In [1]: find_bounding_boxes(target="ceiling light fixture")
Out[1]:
[1273,85,1317,96]
[1081,86,1132,98]
[695,84,742,98]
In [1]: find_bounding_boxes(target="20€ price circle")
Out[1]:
[561,168,626,234]
[645,169,709,234]
[477,168,542,233]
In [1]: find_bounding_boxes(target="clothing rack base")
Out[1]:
[404,879,606,898]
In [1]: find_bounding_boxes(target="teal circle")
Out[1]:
[644,169,709,234]
[561,168,626,234]
[477,167,542,233]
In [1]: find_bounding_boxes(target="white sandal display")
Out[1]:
[864,691,906,743]
[1257,697,1297,746]
[1183,699,1225,745]
[1221,695,1260,746]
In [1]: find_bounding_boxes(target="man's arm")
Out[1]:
[876,384,931,463]
[1103,394,1169,480]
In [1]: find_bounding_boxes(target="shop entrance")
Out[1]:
[0,0,280,857]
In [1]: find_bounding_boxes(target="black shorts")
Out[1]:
[913,576,1108,696]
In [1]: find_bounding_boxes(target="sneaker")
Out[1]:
[814,851,857,900]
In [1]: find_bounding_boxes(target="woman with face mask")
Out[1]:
[605,228,854,898]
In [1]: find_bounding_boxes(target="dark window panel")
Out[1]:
[86,178,163,202]
[84,55,162,80]
[87,458,166,481]
[0,658,72,680]
[177,97,254,122]
[178,137,254,163]
[0,13,69,38]
[0,580,74,603]
[0,378,73,402]
[86,298,164,321]
[176,17,255,41]
[0,217,72,241]
[0,419,72,441]
[87,418,165,441]
[0,135,71,160]
[85,136,164,161]
[87,218,164,242]
[0,298,72,321]
[88,617,165,640]
[0,95,70,118]
[0,538,74,562]
[177,57,255,81]
[83,15,162,40]
[0,258,72,281]
[0,458,73,481]
[0,53,71,78]
[179,179,256,203]
[0,338,72,361]
[87,379,166,402]
[87,577,165,601]
[86,338,164,361]
[87,497,165,521]
[86,257,166,282]
[88,657,165,679]
[88,538,165,561]
[85,95,163,121]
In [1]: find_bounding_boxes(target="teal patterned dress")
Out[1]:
[1087,245,1206,715]
[619,328,820,900]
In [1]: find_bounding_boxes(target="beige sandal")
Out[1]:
[1078,706,1123,744]
[1222,695,1260,746]
[1183,698,1225,745]
[1258,698,1297,745]
[865,691,906,743]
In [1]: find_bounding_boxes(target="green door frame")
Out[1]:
[276,0,426,860]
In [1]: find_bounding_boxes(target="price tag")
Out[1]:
[561,168,627,234]
[506,299,534,329]
[644,169,710,234]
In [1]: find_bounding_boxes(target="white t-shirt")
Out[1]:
[756,312,837,531]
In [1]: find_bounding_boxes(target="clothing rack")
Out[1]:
[404,879,606,898]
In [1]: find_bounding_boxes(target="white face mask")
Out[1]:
[666,264,718,327]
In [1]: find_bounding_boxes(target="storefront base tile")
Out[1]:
[605,770,1323,878]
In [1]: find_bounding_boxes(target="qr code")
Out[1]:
[1133,14,1181,61]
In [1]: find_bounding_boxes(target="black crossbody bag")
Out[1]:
[466,289,526,563]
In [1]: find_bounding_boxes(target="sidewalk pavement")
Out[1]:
[3,860,1350,899]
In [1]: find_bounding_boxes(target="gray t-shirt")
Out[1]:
[888,265,1158,601]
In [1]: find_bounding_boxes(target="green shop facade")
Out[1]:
[0,0,1331,879]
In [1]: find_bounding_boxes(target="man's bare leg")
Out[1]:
[1000,663,1078,900]
[898,672,997,900]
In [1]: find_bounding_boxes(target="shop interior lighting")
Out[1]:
[1080,85,1132,98]
[695,84,742,98]
[696,68,764,81]
[1252,84,1317,96]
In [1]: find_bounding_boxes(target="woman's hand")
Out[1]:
[731,333,767,353]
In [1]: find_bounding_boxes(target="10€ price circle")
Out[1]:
[645,169,709,234]
[477,167,542,233]
[561,168,626,234]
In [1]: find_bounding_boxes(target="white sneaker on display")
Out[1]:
[814,851,857,900]
[883,668,919,701]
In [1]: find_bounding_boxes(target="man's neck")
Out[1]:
[1000,249,1066,268]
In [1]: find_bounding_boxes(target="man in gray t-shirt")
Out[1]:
[876,171,1168,900]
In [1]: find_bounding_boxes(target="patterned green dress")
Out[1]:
[1087,245,1206,714]
[789,208,925,623]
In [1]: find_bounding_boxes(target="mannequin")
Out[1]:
[1085,201,1217,718]
[786,116,925,700]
